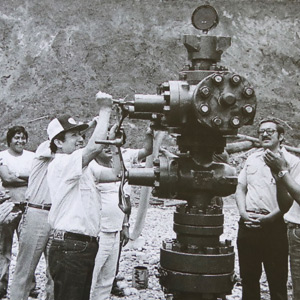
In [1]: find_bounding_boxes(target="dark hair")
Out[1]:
[50,131,66,153]
[259,118,285,135]
[6,126,28,146]
[258,117,285,144]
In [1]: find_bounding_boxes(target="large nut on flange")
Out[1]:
[193,72,256,134]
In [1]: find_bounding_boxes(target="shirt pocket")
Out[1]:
[246,164,258,175]
[246,164,258,180]
[80,185,92,202]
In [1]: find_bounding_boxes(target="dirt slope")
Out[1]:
[0,0,299,149]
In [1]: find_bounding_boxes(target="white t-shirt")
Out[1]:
[0,149,34,202]
[47,149,103,237]
[93,148,139,232]
[284,172,300,225]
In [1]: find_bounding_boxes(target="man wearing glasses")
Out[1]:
[235,118,300,300]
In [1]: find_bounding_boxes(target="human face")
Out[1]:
[258,122,282,151]
[96,146,112,166]
[56,129,84,154]
[9,132,27,154]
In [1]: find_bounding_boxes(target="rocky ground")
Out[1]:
[7,195,293,300]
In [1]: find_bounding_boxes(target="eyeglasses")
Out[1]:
[257,129,277,136]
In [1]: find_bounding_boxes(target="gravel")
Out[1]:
[6,196,292,300]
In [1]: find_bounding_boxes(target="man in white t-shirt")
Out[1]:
[0,126,36,298]
[47,91,120,300]
[90,128,153,300]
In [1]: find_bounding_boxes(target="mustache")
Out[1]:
[261,136,271,141]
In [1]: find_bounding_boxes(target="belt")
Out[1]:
[246,209,269,215]
[287,222,300,229]
[27,203,51,211]
[50,230,98,243]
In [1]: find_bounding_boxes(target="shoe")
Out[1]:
[0,289,6,299]
[111,285,125,297]
[115,274,125,282]
[29,288,39,298]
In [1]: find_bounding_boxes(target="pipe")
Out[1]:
[130,131,165,240]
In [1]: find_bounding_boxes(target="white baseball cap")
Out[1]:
[47,114,89,141]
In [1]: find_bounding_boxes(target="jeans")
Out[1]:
[0,214,36,293]
[48,236,98,300]
[287,226,300,300]
[10,207,54,300]
[90,231,120,300]
[237,218,288,300]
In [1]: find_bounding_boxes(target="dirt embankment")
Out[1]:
[0,0,299,150]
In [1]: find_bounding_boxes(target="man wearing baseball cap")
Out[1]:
[47,91,121,300]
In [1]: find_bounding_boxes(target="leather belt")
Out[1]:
[27,203,51,211]
[287,222,300,229]
[50,229,98,243]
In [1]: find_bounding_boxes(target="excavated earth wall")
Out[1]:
[0,0,299,149]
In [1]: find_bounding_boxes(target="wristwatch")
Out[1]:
[278,170,289,178]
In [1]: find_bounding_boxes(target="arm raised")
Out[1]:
[82,92,113,168]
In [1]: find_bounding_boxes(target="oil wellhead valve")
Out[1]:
[113,5,257,300]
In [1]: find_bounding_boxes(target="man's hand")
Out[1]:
[87,116,99,129]
[108,124,119,141]
[264,149,289,174]
[0,190,10,204]
[0,202,17,224]
[120,225,130,247]
[96,91,113,110]
[241,211,262,229]
[145,127,154,137]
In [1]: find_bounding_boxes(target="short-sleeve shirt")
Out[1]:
[284,172,300,225]
[91,148,139,233]
[238,147,300,212]
[25,141,53,205]
[0,149,34,203]
[47,149,103,237]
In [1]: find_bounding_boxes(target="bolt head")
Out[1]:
[243,87,254,97]
[230,117,241,127]
[199,86,211,98]
[212,117,222,126]
[243,105,254,114]
[231,74,241,85]
[213,74,223,84]
[200,104,210,115]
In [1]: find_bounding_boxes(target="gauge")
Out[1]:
[191,5,219,32]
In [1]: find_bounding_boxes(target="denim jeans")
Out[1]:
[48,236,98,300]
[10,207,54,300]
[0,217,20,291]
[0,214,36,293]
[237,218,288,300]
[287,227,300,300]
[90,231,120,300]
